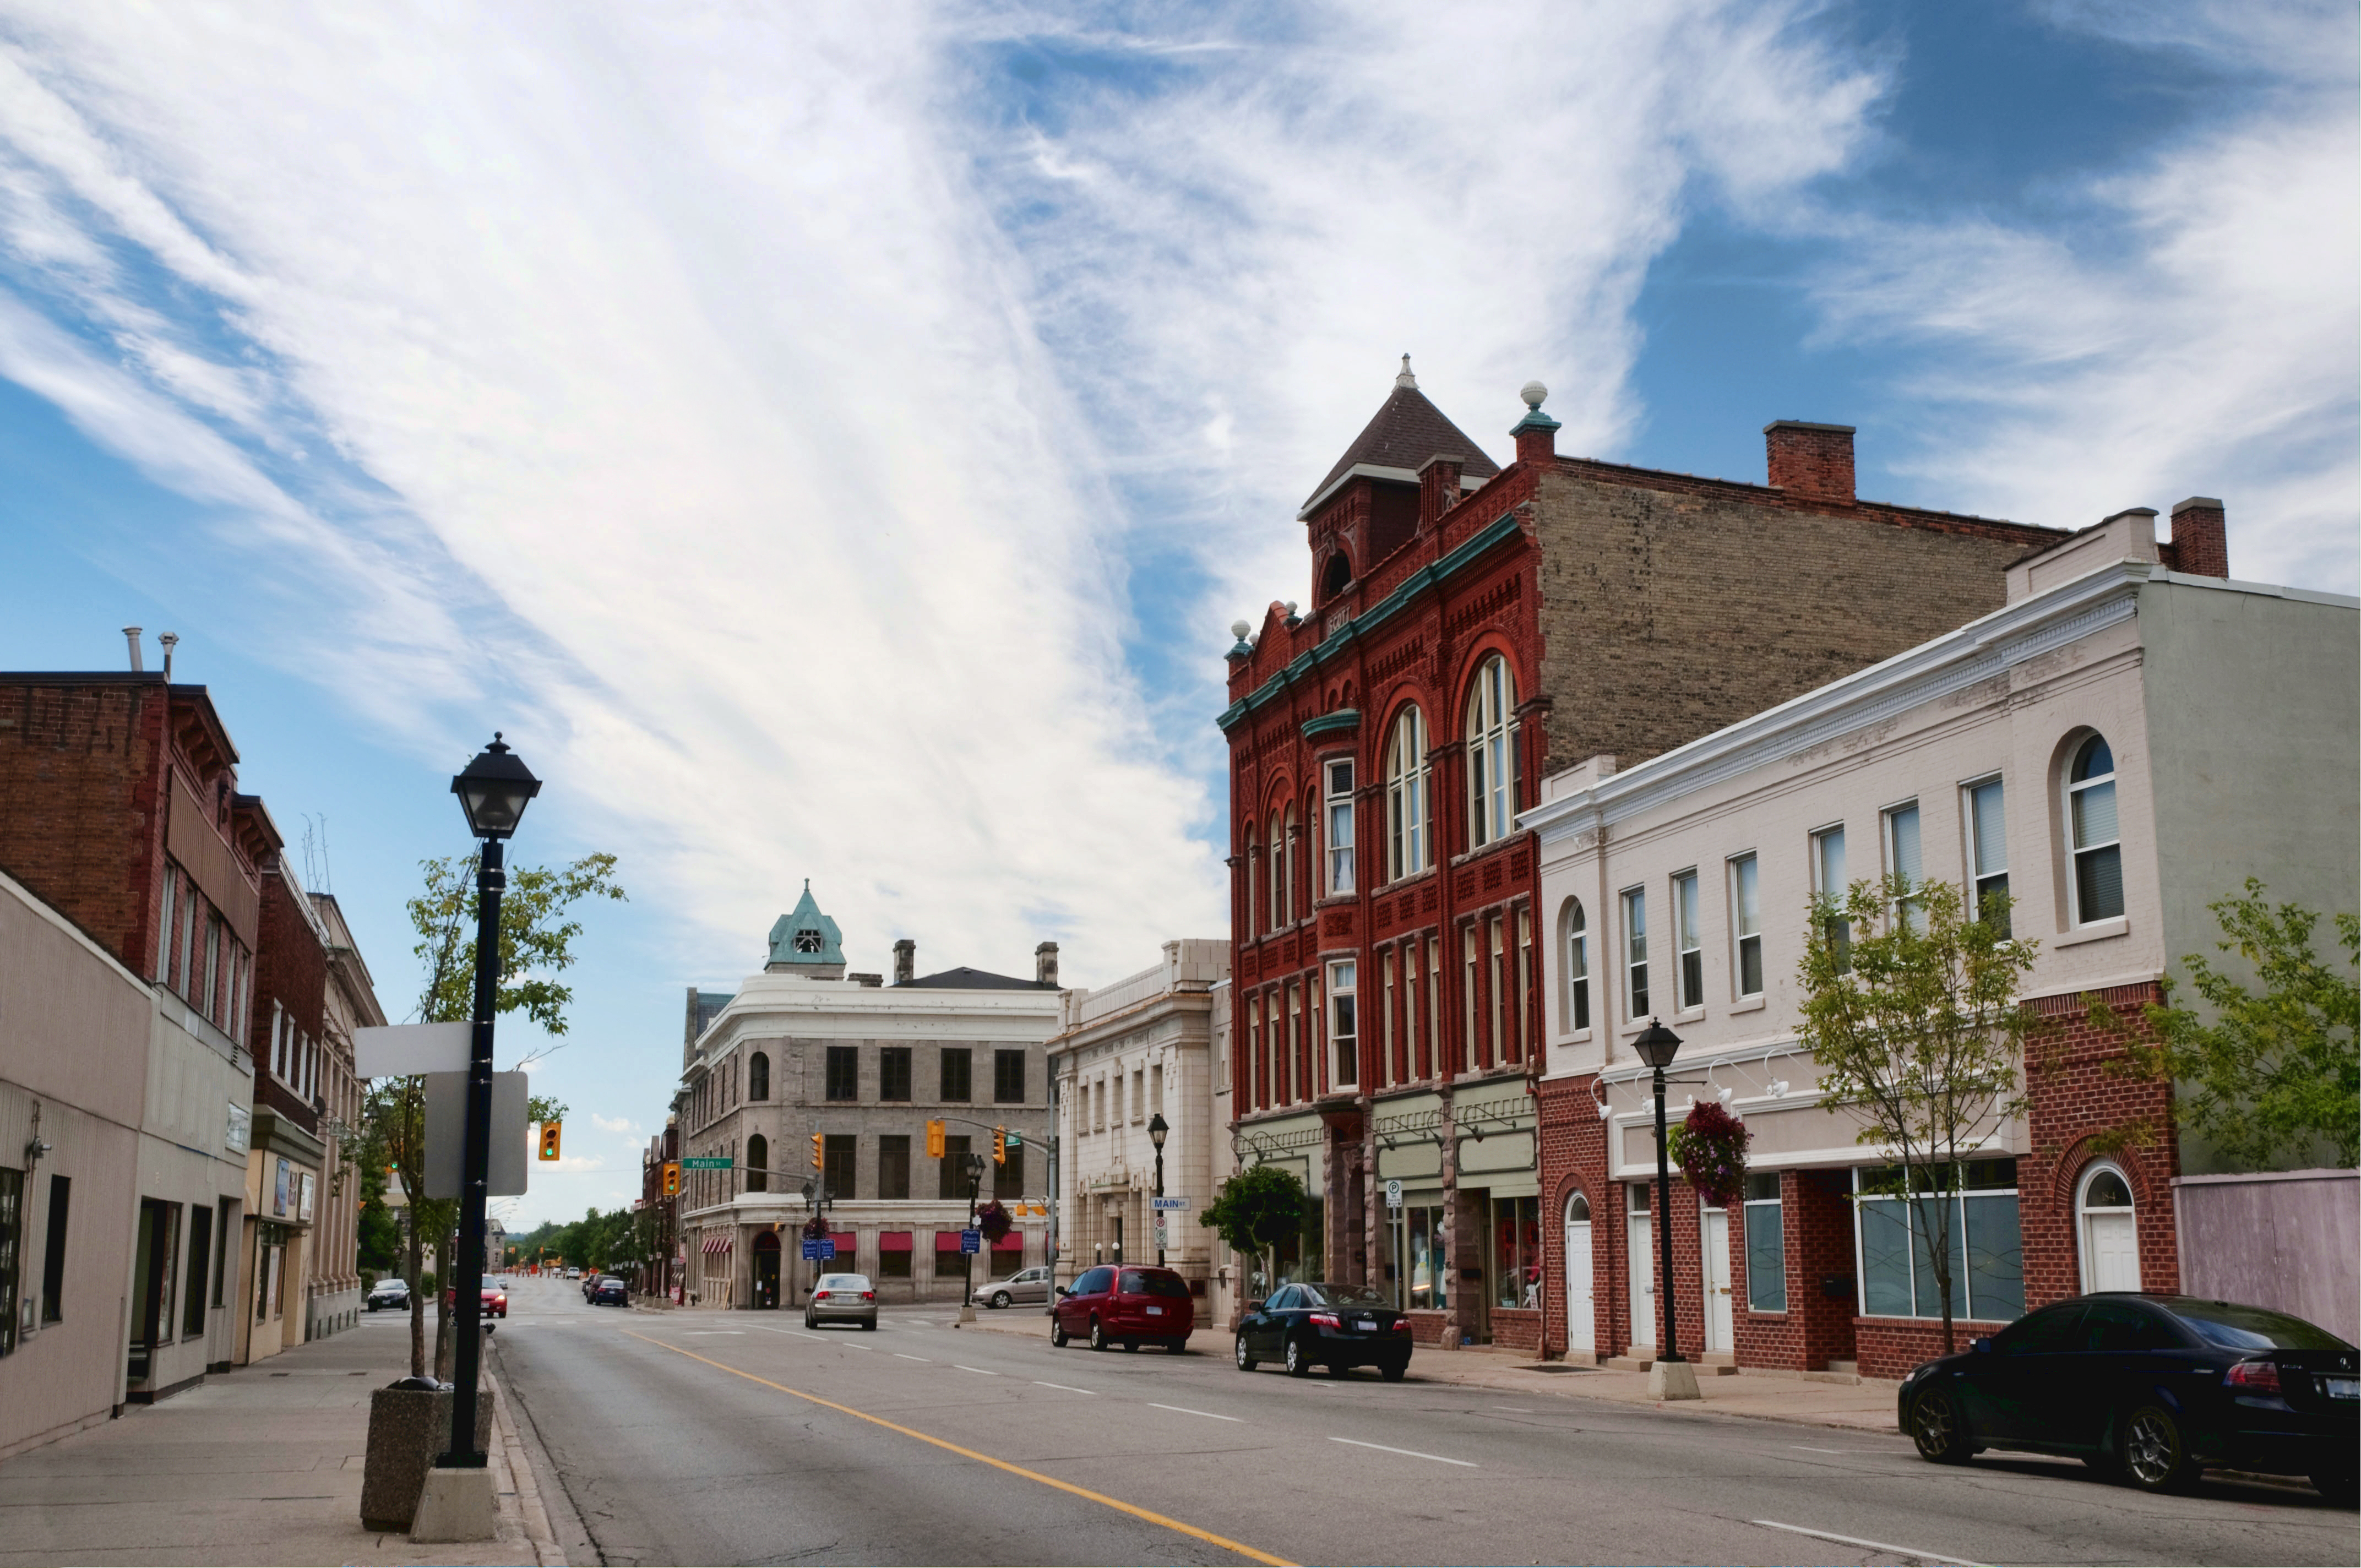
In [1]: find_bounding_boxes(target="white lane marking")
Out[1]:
[682,1331,746,1336]
[1033,1381,1097,1395]
[1149,1403,1244,1423]
[1750,1519,1985,1566]
[895,1353,931,1362]
[759,1329,830,1340]
[1787,1445,1907,1458]
[953,1364,999,1375]
[1328,1436,1477,1468]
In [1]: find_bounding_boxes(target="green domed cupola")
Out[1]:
[765,881,846,976]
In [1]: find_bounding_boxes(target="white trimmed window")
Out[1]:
[2067,735,2123,923]
[1461,925,1480,1073]
[1885,801,1925,931]
[1329,960,1358,1088]
[1325,760,1356,895]
[1385,706,1429,880]
[1729,854,1762,998]
[1811,825,1849,972]
[1267,810,1285,928]
[1966,777,2010,936]
[1466,657,1517,849]
[1673,870,1703,1011]
[1381,950,1397,1087]
[1622,888,1649,1020]
[1562,899,1591,1032]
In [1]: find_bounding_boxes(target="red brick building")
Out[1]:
[1217,361,2065,1349]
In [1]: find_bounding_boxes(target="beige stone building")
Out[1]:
[306,891,382,1338]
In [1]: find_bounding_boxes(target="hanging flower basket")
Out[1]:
[976,1199,1012,1244]
[1667,1100,1751,1210]
[800,1213,831,1241]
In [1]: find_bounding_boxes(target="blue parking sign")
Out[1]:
[959,1229,981,1255]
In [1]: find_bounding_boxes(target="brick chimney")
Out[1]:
[2167,497,2229,580]
[1765,420,1855,502]
[1036,941,1059,988]
[1511,380,1559,465]
[893,938,915,987]
[1418,453,1463,526]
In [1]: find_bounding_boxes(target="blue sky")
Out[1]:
[1,1,2351,1226]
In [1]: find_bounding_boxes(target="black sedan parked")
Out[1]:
[1235,1282,1412,1380]
[1900,1292,2358,1502]
[590,1277,629,1306]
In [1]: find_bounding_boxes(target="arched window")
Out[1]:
[2076,1162,2136,1291]
[1466,656,1517,848]
[2067,734,2123,923]
[1268,809,1285,927]
[748,1051,770,1102]
[1560,899,1590,1032]
[746,1133,769,1192]
[1385,706,1429,879]
[1284,803,1301,923]
[1320,552,1352,604]
[1564,1191,1590,1223]
[1244,825,1261,935]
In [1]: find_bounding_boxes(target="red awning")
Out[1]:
[828,1231,856,1254]
[992,1231,1022,1251]
[933,1231,967,1250]
[877,1232,914,1252]
[701,1234,732,1255]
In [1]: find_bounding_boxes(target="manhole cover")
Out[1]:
[1517,1363,1591,1374]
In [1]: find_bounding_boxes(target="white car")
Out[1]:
[987,1267,1052,1309]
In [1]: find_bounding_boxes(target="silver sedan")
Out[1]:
[805,1273,877,1330]
[985,1266,1052,1309]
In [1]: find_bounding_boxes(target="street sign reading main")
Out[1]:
[679,1156,733,1169]
[1151,1196,1188,1211]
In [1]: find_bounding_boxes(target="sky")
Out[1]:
[0,1,2351,1227]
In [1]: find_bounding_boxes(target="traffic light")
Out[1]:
[662,1162,681,1196]
[538,1122,562,1161]
[993,1126,1007,1165]
[926,1119,945,1159]
[811,1131,825,1170]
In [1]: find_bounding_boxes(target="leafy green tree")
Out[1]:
[2108,880,2359,1170]
[355,1158,401,1275]
[1199,1163,1308,1294]
[1798,876,2037,1355]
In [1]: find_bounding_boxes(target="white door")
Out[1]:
[1564,1216,1595,1354]
[1701,1208,1733,1353]
[1628,1213,1654,1347]
[2085,1211,2139,1292]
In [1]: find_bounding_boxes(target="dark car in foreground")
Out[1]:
[1900,1292,2357,1502]
[1052,1265,1194,1352]
[1236,1281,1411,1380]
[590,1277,629,1306]
[365,1278,410,1312]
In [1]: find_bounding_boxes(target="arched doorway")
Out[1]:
[2077,1164,2139,1292]
[1563,1192,1594,1355]
[752,1231,782,1310]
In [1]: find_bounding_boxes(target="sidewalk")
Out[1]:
[0,1323,564,1567]
[956,1309,1903,1433]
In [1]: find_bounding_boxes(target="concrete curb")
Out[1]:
[484,1368,567,1566]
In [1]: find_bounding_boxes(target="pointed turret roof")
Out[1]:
[1299,356,1501,517]
[765,880,846,972]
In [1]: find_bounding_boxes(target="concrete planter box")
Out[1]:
[359,1384,494,1532]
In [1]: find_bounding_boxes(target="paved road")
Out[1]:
[466,1277,2353,1567]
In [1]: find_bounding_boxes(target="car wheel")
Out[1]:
[1235,1333,1258,1372]
[1122,1340,1139,1353]
[804,1311,816,1330]
[1051,1317,1069,1348]
[1285,1335,1312,1378]
[2121,1404,2198,1494]
[991,1291,1011,1310]
[1908,1387,1972,1465]
[861,1319,876,1331]
[1168,1338,1188,1354]
[1381,1358,1408,1382]
[1089,1316,1108,1352]
[2309,1467,2358,1509]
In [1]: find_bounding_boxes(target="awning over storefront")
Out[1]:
[932,1230,967,1250]
[877,1232,914,1251]
[991,1231,1021,1251]
[701,1234,732,1255]
[828,1232,856,1255]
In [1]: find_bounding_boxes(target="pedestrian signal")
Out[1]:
[926,1119,945,1159]
[811,1131,825,1170]
[993,1126,1007,1165]
[662,1161,681,1196]
[538,1122,562,1161]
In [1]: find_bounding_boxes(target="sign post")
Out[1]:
[1385,1179,1403,1209]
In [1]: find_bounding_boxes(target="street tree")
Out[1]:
[2104,879,2359,1170]
[1798,875,2037,1355]
[1199,1163,1308,1295]
[368,850,622,1376]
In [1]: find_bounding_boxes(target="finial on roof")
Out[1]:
[1520,380,1548,410]
[1396,354,1416,390]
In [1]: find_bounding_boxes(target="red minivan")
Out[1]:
[1052,1265,1194,1353]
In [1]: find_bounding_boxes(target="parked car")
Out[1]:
[1234,1281,1411,1380]
[806,1273,877,1330]
[1052,1265,1194,1353]
[365,1278,410,1312]
[591,1277,629,1306]
[987,1266,1053,1309]
[440,1283,509,1319]
[563,1266,581,1279]
[1900,1292,2358,1502]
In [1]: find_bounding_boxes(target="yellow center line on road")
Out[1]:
[622,1331,1292,1567]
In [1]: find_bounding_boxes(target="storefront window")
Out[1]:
[1854,1162,2023,1322]
[1394,1203,1449,1311]
[1743,1172,1785,1312]
[1491,1196,1540,1309]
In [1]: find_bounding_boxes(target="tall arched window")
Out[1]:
[2066,733,2123,923]
[1466,656,1517,848]
[1284,803,1301,922]
[1386,706,1429,879]
[1268,808,1285,927]
[1245,825,1261,935]
[748,1051,770,1102]
[746,1133,769,1192]
[1560,898,1590,1032]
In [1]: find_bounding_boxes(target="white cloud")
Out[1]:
[590,1113,638,1136]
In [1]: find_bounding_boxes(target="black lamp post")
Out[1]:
[1631,1017,1684,1365]
[1147,1112,1169,1266]
[438,735,540,1472]
[962,1150,988,1308]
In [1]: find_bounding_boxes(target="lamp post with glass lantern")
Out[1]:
[1631,1017,1701,1400]
[439,736,541,1471]
[1147,1112,1169,1265]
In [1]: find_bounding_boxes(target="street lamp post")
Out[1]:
[439,736,540,1472]
[1147,1113,1169,1266]
[962,1151,988,1308]
[1631,1017,1701,1401]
